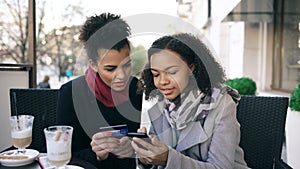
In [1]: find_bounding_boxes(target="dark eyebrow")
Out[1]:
[103,59,131,68]
[151,65,180,72]
[150,68,158,72]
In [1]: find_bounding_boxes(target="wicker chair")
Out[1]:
[9,88,59,153]
[237,95,292,169]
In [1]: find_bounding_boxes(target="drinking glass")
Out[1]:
[10,115,34,154]
[44,126,73,168]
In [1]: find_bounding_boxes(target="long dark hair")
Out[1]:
[139,33,226,100]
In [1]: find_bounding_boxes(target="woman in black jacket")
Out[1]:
[56,13,142,169]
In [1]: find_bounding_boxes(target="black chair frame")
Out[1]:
[237,95,292,169]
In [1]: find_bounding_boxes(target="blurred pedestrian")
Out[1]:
[38,75,51,88]
[65,66,73,80]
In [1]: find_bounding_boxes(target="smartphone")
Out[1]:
[127,132,148,138]
[132,136,151,150]
[128,132,151,151]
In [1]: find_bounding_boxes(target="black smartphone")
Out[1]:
[127,132,148,138]
[128,132,151,150]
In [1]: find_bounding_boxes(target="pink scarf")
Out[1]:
[85,67,129,107]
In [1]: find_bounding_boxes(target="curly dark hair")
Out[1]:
[139,33,226,100]
[79,13,131,62]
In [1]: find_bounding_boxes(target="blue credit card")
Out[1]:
[99,124,128,137]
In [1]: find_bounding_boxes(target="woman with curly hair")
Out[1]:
[132,33,249,169]
[57,13,142,169]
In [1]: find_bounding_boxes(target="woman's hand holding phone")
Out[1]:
[131,127,169,166]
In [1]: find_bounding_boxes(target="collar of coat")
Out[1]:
[148,103,213,152]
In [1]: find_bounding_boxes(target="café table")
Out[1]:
[0,157,98,169]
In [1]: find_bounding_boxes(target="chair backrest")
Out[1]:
[9,88,59,152]
[237,95,289,169]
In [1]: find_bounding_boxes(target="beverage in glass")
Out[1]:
[44,126,73,168]
[10,115,34,154]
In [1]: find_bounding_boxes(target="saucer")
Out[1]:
[38,156,84,169]
[66,165,84,169]
[0,149,39,167]
[43,165,84,169]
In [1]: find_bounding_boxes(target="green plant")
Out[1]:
[226,77,257,95]
[289,84,300,112]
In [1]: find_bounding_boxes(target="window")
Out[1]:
[273,0,300,91]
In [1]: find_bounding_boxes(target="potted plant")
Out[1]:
[289,84,300,112]
[226,77,257,95]
[286,84,300,169]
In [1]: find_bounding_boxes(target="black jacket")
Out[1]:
[57,76,142,169]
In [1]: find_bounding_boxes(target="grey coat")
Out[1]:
[138,94,250,169]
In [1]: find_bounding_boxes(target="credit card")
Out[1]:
[99,124,128,137]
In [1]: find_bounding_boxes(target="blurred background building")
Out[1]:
[1,0,299,94]
[177,0,300,93]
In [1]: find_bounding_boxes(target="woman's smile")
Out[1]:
[160,88,174,95]
[113,81,126,88]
